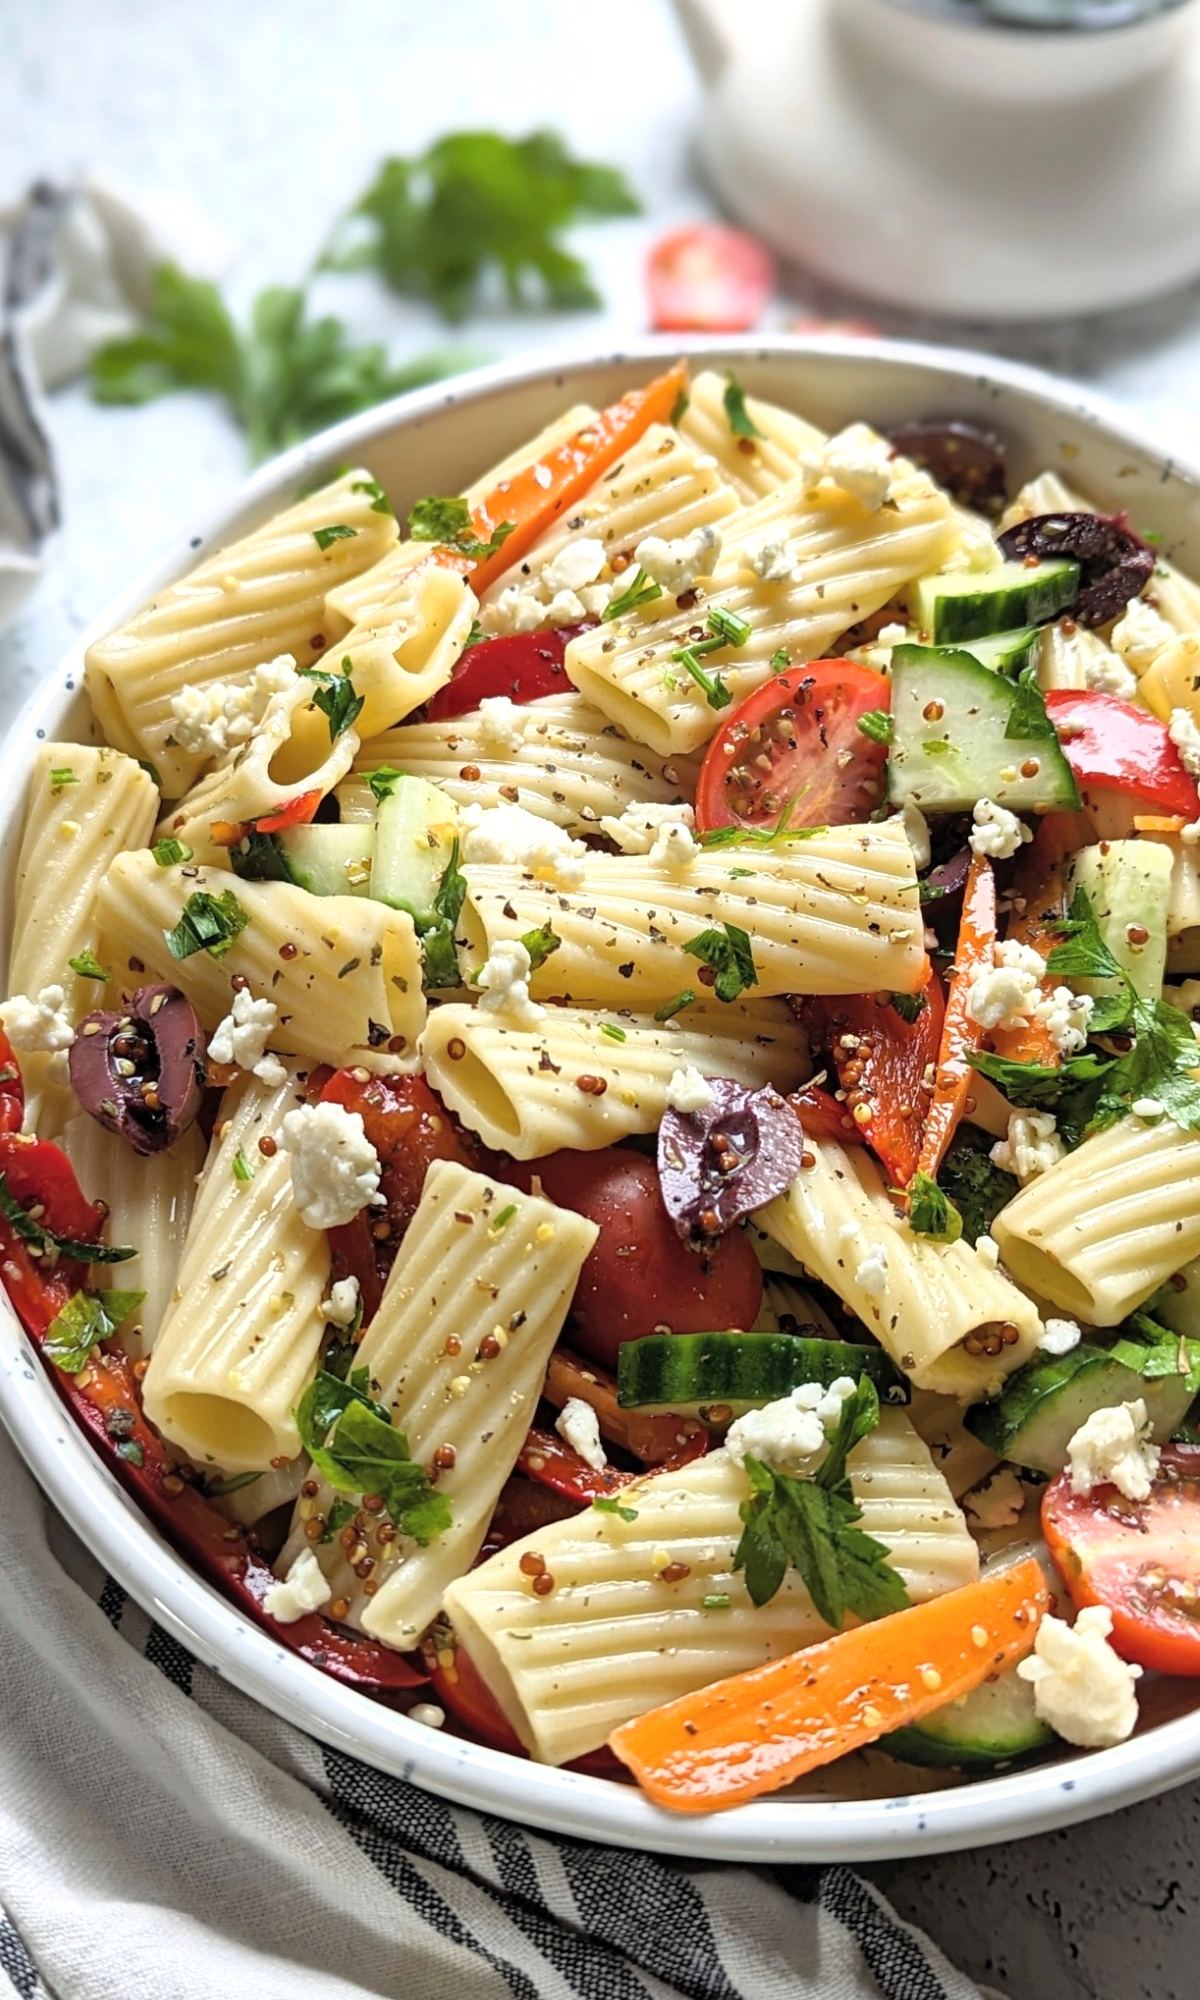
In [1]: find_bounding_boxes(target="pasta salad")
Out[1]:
[6,359,1200,1813]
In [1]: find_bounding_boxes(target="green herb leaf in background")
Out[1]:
[44,1289,147,1373]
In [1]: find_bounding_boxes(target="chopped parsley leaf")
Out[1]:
[43,1289,147,1374]
[723,374,766,441]
[164,888,250,963]
[683,923,758,1003]
[366,765,404,804]
[313,524,359,552]
[299,660,365,739]
[68,949,111,982]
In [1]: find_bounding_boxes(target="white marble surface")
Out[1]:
[4,5,1200,1995]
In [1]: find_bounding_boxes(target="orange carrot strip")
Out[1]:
[914,852,996,1180]
[444,361,689,596]
[609,1556,1048,1815]
[1134,814,1187,834]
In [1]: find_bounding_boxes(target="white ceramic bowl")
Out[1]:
[5,336,1200,1863]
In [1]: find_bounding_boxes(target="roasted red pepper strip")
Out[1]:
[914,853,997,1182]
[542,1348,709,1465]
[815,974,946,1187]
[431,361,690,596]
[0,1029,23,1135]
[254,788,323,834]
[517,1426,637,1504]
[425,627,583,721]
[0,1133,103,1333]
[787,1082,864,1147]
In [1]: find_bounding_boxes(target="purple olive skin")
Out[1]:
[69,984,207,1155]
[658,1080,805,1241]
[996,511,1156,628]
[886,420,1008,517]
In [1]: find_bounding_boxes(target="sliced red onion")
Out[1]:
[658,1080,805,1241]
[69,984,206,1154]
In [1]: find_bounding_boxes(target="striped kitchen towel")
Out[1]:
[0,1434,992,2000]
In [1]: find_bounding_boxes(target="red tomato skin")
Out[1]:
[0,1029,24,1134]
[1045,690,1199,819]
[514,1149,763,1372]
[646,224,774,333]
[1042,1447,1200,1676]
[694,661,889,834]
[426,628,585,721]
[254,788,322,834]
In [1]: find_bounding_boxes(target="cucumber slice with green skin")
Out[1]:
[616,1332,908,1417]
[911,559,1079,644]
[882,1668,1055,1770]
[931,627,1040,677]
[369,776,459,925]
[887,645,1081,815]
[1065,839,1173,1003]
[275,823,376,897]
[965,1342,1196,1475]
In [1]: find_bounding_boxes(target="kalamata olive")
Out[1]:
[658,1080,805,1241]
[997,510,1155,628]
[69,983,206,1154]
[886,420,1008,516]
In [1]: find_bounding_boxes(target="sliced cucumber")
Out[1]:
[911,559,1079,645]
[1065,840,1172,1003]
[276,823,376,898]
[370,776,459,926]
[882,1668,1054,1771]
[926,627,1040,676]
[966,1342,1196,1475]
[887,645,1081,815]
[616,1332,907,1418]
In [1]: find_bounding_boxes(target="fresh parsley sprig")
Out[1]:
[295,1366,450,1546]
[906,1170,963,1245]
[420,838,467,990]
[733,1377,909,1625]
[164,888,250,963]
[723,374,766,441]
[406,494,516,561]
[682,922,758,1003]
[366,766,404,805]
[91,266,472,462]
[68,949,111,982]
[299,661,365,740]
[43,1289,147,1373]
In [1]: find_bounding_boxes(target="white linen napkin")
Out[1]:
[0,1425,994,2000]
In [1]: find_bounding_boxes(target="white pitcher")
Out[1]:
[671,0,1200,317]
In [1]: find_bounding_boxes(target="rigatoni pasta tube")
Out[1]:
[143,1072,329,1470]
[443,1412,977,1766]
[84,470,398,795]
[566,468,957,755]
[993,1114,1200,1326]
[420,999,810,1157]
[95,854,425,1070]
[760,1138,1042,1397]
[462,820,926,1006]
[60,1113,205,1360]
[677,369,826,502]
[357,693,699,837]
[278,1161,597,1648]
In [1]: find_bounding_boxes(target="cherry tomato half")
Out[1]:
[514,1149,763,1372]
[646,224,775,333]
[694,662,890,834]
[426,628,585,721]
[1043,1445,1200,1675]
[1044,689,1199,821]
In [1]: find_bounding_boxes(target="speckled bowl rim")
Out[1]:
[4,333,1200,1863]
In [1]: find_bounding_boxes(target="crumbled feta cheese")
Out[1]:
[207,989,281,1084]
[544,589,589,627]
[1040,1316,1082,1356]
[877,622,909,646]
[969,797,1033,861]
[1083,649,1138,701]
[725,1375,858,1476]
[1017,1605,1141,1748]
[475,938,545,1029]
[750,537,795,584]
[1067,1398,1160,1501]
[555,1395,607,1472]
[1132,1096,1166,1122]
[966,939,1048,1032]
[169,655,298,761]
[976,1233,1000,1271]
[901,803,931,872]
[666,1066,714,1115]
[649,820,699,869]
[1032,983,1094,1057]
[319,1275,361,1327]
[855,1243,889,1297]
[799,425,894,512]
[1169,707,1200,780]
[281,1100,382,1230]
[634,524,723,592]
[475,695,527,750]
[0,985,74,1055]
[460,802,586,889]
[598,801,695,855]
[542,538,607,596]
[990,1109,1065,1184]
[263,1547,332,1623]
[964,1466,1025,1530]
[485,585,545,636]
[577,580,614,618]
[1112,596,1176,674]
[1182,821,1200,846]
